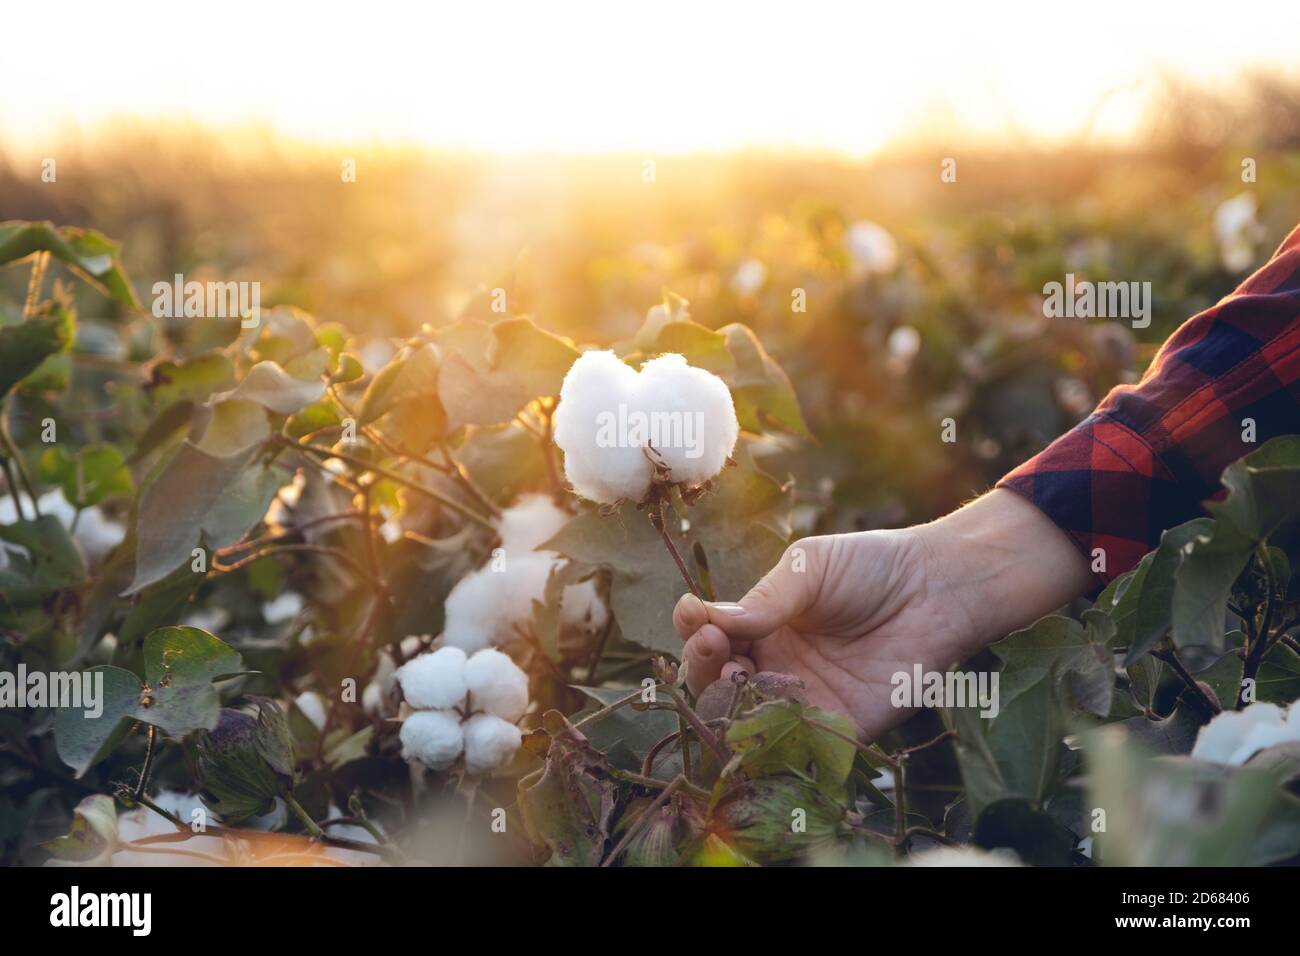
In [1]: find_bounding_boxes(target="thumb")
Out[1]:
[702,537,825,642]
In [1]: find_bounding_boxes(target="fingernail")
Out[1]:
[679,593,706,616]
[708,602,746,615]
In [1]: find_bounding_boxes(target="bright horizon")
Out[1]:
[4,0,1298,155]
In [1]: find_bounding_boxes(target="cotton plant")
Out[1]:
[396,646,529,775]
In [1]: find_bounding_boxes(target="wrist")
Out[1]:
[913,488,1095,655]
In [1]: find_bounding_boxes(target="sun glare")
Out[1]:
[3,0,1298,154]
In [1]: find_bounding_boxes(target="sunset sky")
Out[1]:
[3,0,1297,154]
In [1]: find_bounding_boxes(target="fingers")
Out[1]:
[673,592,709,639]
[701,538,825,642]
[682,624,732,695]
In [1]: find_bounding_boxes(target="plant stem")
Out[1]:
[664,683,729,767]
[281,435,495,530]
[573,684,662,728]
[0,408,39,516]
[892,756,908,855]
[23,251,49,319]
[133,724,157,801]
[649,494,701,598]
[284,792,327,840]
[1239,545,1279,708]
[1152,647,1220,715]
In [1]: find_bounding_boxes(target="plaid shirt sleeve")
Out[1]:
[997,222,1300,587]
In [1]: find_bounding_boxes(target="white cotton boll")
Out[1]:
[35,489,78,527]
[1191,703,1285,764]
[464,648,530,722]
[554,349,739,504]
[0,490,124,564]
[907,846,1021,867]
[637,353,739,486]
[495,494,571,554]
[396,646,468,710]
[730,258,767,296]
[845,221,899,274]
[262,592,303,624]
[294,691,327,731]
[462,713,524,774]
[69,505,126,564]
[1229,722,1299,766]
[1214,193,1258,246]
[400,710,464,769]
[561,576,607,635]
[442,552,556,652]
[441,567,501,653]
[363,651,398,718]
[554,350,655,504]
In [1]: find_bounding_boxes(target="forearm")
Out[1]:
[914,489,1094,656]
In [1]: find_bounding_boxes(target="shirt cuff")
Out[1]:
[994,413,1184,588]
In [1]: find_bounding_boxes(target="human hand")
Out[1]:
[674,489,1095,740]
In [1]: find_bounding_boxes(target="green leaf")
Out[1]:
[543,503,688,655]
[38,443,134,508]
[436,318,580,429]
[1110,519,1210,665]
[128,440,280,593]
[0,515,86,604]
[1209,435,1300,545]
[51,666,144,777]
[357,343,446,450]
[0,309,75,399]
[719,323,810,437]
[215,350,328,415]
[53,627,245,776]
[140,626,244,737]
[948,667,1064,815]
[286,400,342,439]
[146,352,235,407]
[991,611,1115,718]
[0,220,138,308]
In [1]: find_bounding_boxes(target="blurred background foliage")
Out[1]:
[4,76,1297,540]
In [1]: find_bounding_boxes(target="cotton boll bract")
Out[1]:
[554,350,654,504]
[464,648,530,722]
[396,646,468,710]
[400,709,465,769]
[462,713,524,774]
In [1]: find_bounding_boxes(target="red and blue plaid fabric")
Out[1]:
[998,222,1300,587]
